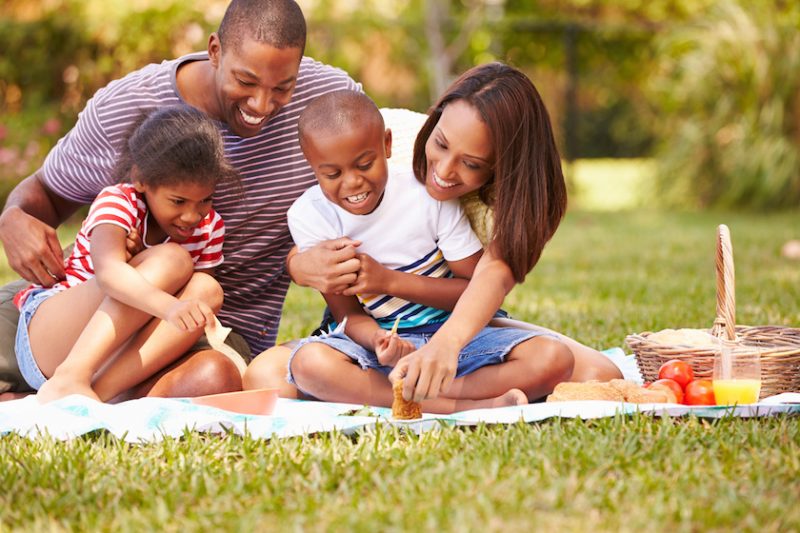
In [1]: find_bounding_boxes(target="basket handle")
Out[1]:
[711,224,736,341]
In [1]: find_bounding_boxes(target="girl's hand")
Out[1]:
[125,228,144,261]
[389,340,459,402]
[164,299,215,331]
[342,253,395,297]
[373,330,416,367]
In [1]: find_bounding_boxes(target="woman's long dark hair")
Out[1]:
[413,63,567,283]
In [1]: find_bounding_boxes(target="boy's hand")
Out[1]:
[389,340,459,402]
[164,299,215,332]
[341,253,394,297]
[373,330,416,367]
[288,238,362,294]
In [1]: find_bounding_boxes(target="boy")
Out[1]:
[286,90,574,413]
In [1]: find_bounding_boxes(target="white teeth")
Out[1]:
[433,170,457,189]
[239,107,264,125]
[346,192,368,203]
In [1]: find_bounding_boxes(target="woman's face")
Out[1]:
[423,99,494,201]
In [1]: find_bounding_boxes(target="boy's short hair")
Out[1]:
[218,0,306,54]
[298,90,384,148]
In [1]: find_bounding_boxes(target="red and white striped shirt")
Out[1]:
[14,183,224,309]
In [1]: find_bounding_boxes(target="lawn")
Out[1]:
[1,187,799,530]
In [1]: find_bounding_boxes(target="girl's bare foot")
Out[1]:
[36,377,101,404]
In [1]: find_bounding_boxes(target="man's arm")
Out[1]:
[0,169,83,285]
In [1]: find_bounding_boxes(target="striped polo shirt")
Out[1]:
[41,52,360,353]
[14,183,224,309]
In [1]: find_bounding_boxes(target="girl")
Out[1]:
[14,104,238,403]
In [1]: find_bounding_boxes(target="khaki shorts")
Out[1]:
[0,276,251,393]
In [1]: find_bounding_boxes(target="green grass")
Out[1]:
[1,166,799,530]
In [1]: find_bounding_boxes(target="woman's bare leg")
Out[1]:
[489,317,622,381]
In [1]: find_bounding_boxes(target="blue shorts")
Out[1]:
[287,325,557,391]
[15,287,60,390]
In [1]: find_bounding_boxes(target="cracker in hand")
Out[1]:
[392,378,422,420]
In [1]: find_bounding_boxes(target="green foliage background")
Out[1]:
[0,0,797,209]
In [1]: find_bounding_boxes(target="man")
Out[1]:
[0,0,361,400]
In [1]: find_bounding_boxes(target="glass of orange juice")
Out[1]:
[712,340,762,405]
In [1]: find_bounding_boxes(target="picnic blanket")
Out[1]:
[2,392,798,443]
[2,349,797,442]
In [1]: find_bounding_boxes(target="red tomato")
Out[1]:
[658,359,694,389]
[684,379,716,405]
[649,379,684,403]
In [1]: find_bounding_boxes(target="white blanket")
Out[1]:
[2,392,798,443]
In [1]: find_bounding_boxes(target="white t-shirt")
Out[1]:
[288,164,482,331]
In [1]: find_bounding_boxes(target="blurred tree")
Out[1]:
[649,0,800,208]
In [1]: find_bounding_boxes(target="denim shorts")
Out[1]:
[287,325,557,390]
[15,287,61,390]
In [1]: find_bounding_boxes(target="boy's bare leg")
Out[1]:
[489,317,622,381]
[244,342,315,399]
[290,343,528,414]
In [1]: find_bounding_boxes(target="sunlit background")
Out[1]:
[1,0,798,211]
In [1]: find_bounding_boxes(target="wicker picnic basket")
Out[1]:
[626,224,800,398]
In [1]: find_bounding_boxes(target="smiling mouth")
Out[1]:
[239,107,265,126]
[432,169,457,189]
[345,192,369,204]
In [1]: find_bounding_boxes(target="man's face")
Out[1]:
[302,121,392,216]
[208,33,302,138]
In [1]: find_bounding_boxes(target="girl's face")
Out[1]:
[424,99,494,201]
[134,179,215,244]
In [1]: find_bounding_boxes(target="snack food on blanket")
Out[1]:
[646,328,719,347]
[546,379,673,403]
[392,379,423,420]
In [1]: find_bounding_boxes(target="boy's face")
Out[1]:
[208,33,302,138]
[302,121,392,215]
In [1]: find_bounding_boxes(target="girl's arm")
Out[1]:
[90,225,212,330]
[324,292,414,367]
[389,245,516,401]
[341,249,482,311]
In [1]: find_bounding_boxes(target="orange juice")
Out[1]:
[713,379,761,405]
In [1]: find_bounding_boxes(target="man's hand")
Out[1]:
[0,207,65,286]
[373,329,416,367]
[287,238,362,293]
[341,253,394,297]
[388,340,459,402]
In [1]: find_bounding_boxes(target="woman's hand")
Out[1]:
[342,253,395,297]
[164,299,215,332]
[373,330,416,367]
[389,339,460,402]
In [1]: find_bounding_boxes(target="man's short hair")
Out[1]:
[298,90,384,147]
[218,0,306,53]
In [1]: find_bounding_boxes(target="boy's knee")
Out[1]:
[243,346,291,390]
[290,343,330,387]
